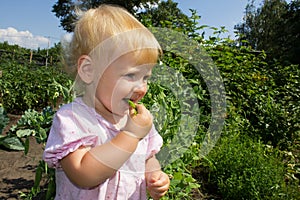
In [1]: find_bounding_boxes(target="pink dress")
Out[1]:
[43,98,163,200]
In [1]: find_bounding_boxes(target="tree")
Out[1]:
[282,0,300,64]
[235,0,300,65]
[137,0,202,40]
[235,0,288,49]
[137,0,189,28]
[52,0,160,32]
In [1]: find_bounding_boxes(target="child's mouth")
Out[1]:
[123,97,137,104]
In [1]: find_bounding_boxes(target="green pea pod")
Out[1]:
[128,100,138,115]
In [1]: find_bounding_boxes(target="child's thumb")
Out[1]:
[150,177,156,183]
[151,172,163,183]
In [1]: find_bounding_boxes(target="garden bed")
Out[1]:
[0,115,44,199]
[0,136,43,199]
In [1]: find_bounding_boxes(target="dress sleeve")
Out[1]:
[43,105,105,168]
[146,125,163,160]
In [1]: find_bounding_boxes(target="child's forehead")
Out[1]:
[110,52,157,68]
[127,50,159,66]
[91,48,158,72]
[101,57,154,78]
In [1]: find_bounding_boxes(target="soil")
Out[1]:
[0,114,44,200]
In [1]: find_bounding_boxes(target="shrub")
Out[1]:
[209,43,300,149]
[203,133,290,200]
[0,61,72,114]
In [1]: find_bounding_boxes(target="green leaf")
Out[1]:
[33,166,43,189]
[0,136,24,151]
[0,135,6,139]
[173,172,183,180]
[45,177,56,200]
[16,129,35,137]
[24,137,30,155]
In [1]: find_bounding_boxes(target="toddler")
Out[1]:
[43,4,170,200]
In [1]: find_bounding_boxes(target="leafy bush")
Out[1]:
[203,134,288,200]
[3,108,58,200]
[0,60,72,114]
[209,42,300,149]
[0,41,62,67]
[0,107,55,152]
[162,159,200,200]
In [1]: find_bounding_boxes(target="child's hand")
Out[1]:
[123,104,153,139]
[146,171,170,200]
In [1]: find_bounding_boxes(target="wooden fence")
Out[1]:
[0,49,60,66]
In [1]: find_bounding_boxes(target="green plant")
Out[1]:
[2,107,57,200]
[161,159,200,200]
[20,160,56,200]
[0,107,54,152]
[207,40,300,149]
[0,42,71,114]
[0,106,8,134]
[203,133,292,200]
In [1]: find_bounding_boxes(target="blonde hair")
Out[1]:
[63,4,161,77]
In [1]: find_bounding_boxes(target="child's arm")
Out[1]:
[60,104,152,188]
[145,156,170,200]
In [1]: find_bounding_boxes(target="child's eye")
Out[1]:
[125,73,135,79]
[143,75,151,82]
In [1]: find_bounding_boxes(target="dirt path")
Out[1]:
[0,137,44,200]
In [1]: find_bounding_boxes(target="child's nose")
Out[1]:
[133,82,147,96]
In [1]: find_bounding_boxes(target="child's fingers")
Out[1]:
[148,185,169,200]
[149,172,169,186]
[133,104,153,124]
[124,104,153,138]
[148,172,163,184]
[147,173,170,200]
[129,107,137,116]
[134,104,147,114]
[148,175,170,195]
[149,179,167,189]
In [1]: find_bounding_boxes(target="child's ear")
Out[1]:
[77,55,94,84]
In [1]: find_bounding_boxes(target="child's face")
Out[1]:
[94,53,154,119]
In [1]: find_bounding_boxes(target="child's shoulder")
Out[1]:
[55,98,98,124]
[55,98,86,115]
